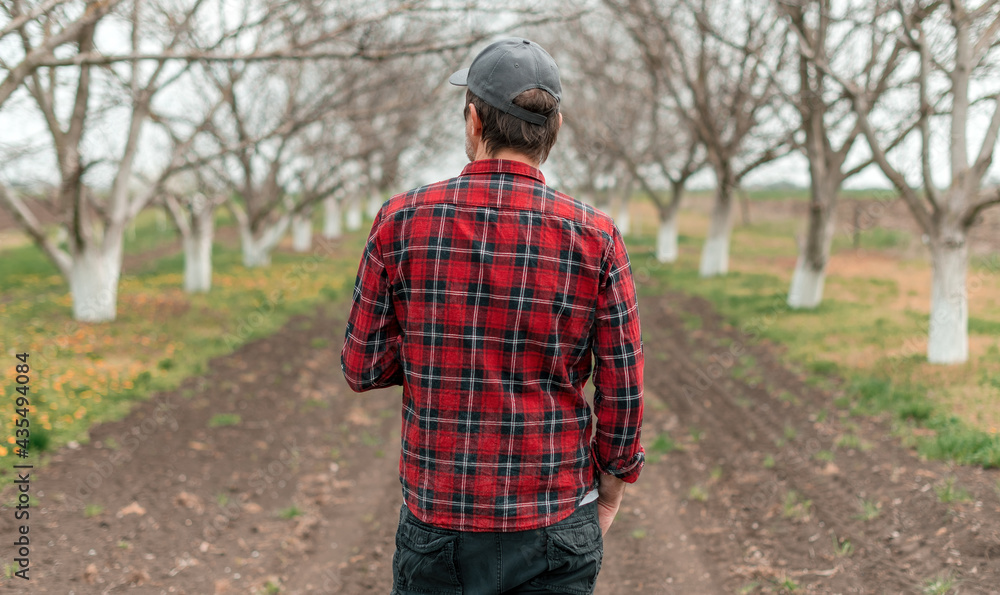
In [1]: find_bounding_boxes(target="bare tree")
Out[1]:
[558,14,704,262]
[0,0,228,321]
[807,1,1000,363]
[778,0,916,308]
[609,0,794,277]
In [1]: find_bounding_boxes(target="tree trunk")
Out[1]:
[291,212,312,252]
[699,182,733,277]
[239,216,290,268]
[345,197,363,231]
[183,204,214,293]
[323,196,343,239]
[927,235,969,364]
[366,188,382,219]
[616,177,633,235]
[655,208,679,263]
[69,243,121,322]
[616,195,631,236]
[788,178,839,309]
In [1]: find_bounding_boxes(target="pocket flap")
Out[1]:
[547,521,602,555]
[398,521,458,554]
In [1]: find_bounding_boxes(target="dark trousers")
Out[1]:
[391,501,604,595]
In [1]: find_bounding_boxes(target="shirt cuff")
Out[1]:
[596,448,645,484]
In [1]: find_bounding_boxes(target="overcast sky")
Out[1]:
[1,6,998,197]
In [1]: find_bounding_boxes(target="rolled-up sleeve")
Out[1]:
[341,212,404,392]
[590,228,645,482]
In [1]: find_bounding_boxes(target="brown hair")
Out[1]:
[465,88,560,164]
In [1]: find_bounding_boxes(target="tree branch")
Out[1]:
[0,0,124,110]
[0,184,71,277]
[853,96,933,234]
[962,186,1000,228]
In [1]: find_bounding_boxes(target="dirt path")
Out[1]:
[2,292,998,594]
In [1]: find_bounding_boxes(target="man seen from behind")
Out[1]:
[342,36,645,595]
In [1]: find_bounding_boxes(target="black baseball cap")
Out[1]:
[448,37,562,126]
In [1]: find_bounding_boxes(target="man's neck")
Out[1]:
[474,147,540,169]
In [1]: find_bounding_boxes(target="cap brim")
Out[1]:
[448,68,469,86]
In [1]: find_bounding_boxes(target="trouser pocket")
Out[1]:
[392,506,462,595]
[529,504,603,595]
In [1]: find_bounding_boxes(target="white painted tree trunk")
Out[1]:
[291,213,312,252]
[928,239,969,364]
[787,257,827,309]
[345,198,363,231]
[616,201,631,236]
[366,189,382,219]
[616,177,633,235]
[788,195,837,309]
[699,191,733,277]
[183,206,214,293]
[241,233,269,268]
[655,213,679,263]
[69,245,121,322]
[322,197,343,239]
[239,216,290,268]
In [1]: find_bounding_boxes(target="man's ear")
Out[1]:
[466,103,482,137]
[557,112,563,131]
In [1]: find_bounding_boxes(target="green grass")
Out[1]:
[844,379,1000,466]
[782,490,812,521]
[277,505,303,519]
[835,433,872,451]
[646,432,680,463]
[968,317,1000,335]
[84,504,103,518]
[922,573,956,594]
[208,413,241,428]
[831,227,911,252]
[935,477,971,504]
[855,498,881,521]
[833,535,854,557]
[687,484,709,502]
[772,577,800,592]
[813,449,835,462]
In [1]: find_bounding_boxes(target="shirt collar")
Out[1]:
[460,159,546,185]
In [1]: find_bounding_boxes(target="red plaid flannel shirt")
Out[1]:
[342,159,644,532]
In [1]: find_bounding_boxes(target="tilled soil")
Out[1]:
[1,291,998,594]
